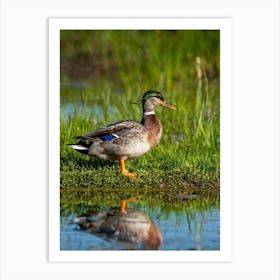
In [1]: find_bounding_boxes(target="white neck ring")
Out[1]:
[144,111,155,116]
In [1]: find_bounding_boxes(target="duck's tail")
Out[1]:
[68,139,90,154]
[68,143,88,151]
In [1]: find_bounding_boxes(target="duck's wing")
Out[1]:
[76,120,146,141]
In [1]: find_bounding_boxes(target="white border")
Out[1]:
[49,18,231,262]
[1,1,279,279]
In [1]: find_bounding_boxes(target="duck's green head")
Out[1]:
[142,90,176,112]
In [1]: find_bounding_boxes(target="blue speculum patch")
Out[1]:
[100,134,116,141]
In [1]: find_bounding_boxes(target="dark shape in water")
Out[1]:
[72,197,162,250]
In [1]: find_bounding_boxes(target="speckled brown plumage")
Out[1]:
[73,208,162,249]
[69,90,176,177]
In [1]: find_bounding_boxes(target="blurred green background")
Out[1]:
[60,30,220,189]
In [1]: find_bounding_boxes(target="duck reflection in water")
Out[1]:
[72,196,162,250]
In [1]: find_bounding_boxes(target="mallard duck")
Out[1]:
[73,197,162,250]
[69,90,176,177]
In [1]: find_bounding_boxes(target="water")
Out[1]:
[60,206,220,251]
[60,86,220,251]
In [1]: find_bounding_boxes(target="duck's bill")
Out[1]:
[160,101,176,110]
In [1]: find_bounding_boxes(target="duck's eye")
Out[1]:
[156,95,164,101]
[143,90,164,103]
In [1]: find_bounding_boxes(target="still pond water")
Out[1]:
[60,205,220,251]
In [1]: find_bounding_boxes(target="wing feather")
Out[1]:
[75,120,146,141]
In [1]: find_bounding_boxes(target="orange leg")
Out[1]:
[119,159,137,178]
[120,196,142,212]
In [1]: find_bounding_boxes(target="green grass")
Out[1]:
[60,30,220,205]
[60,187,220,220]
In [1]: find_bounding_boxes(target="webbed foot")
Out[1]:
[119,159,140,178]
